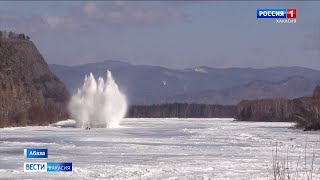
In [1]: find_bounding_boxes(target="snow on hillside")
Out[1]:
[193,67,208,73]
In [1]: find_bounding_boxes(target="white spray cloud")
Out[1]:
[68,70,127,128]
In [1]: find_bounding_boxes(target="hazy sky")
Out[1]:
[1,1,320,69]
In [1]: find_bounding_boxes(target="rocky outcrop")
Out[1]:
[0,34,69,127]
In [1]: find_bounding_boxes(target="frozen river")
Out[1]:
[0,118,320,180]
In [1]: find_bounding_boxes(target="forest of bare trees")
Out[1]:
[0,102,68,128]
[236,98,295,122]
[236,85,320,130]
[127,103,236,118]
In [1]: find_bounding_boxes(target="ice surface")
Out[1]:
[0,118,320,179]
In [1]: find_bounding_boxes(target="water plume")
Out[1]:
[68,70,127,128]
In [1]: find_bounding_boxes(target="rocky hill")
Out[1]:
[0,32,69,127]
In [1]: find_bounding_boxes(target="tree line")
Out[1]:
[236,85,320,130]
[127,103,236,118]
[127,86,320,131]
[0,30,30,40]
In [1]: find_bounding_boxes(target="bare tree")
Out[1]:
[8,31,15,38]
[18,33,25,40]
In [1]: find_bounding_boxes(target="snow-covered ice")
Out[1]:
[0,118,320,180]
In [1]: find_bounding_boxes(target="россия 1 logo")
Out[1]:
[256,8,296,24]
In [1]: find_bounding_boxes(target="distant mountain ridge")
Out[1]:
[49,60,320,105]
[168,75,320,105]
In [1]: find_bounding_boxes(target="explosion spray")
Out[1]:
[68,70,127,128]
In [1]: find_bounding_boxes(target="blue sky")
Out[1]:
[1,1,320,69]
